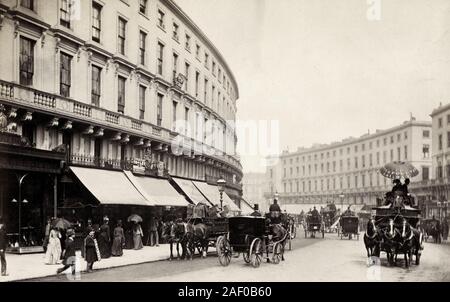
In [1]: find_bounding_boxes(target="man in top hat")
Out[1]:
[269,198,282,224]
[57,229,77,275]
[0,218,8,276]
[251,204,262,217]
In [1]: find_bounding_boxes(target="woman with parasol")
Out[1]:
[128,214,144,250]
[380,161,419,206]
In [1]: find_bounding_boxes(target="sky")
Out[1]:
[174,0,450,173]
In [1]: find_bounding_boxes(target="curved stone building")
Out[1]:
[0,0,242,252]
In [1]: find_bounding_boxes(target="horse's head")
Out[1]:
[401,219,413,240]
[387,218,395,237]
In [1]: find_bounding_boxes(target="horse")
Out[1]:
[185,221,209,260]
[380,218,400,266]
[395,219,415,268]
[265,221,288,262]
[161,221,188,261]
[363,218,381,261]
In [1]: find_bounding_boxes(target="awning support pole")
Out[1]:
[54,175,57,218]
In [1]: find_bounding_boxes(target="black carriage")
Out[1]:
[339,215,360,240]
[216,216,287,268]
[304,214,324,238]
[186,204,229,255]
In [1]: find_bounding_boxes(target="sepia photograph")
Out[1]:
[0,0,449,288]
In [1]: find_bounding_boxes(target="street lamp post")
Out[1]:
[217,178,226,211]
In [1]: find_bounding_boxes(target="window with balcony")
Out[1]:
[204,78,208,103]
[157,42,164,76]
[195,71,200,97]
[21,0,34,11]
[196,44,200,59]
[439,134,443,150]
[422,144,429,158]
[172,52,178,82]
[438,118,443,128]
[184,107,189,135]
[157,10,165,29]
[19,37,35,86]
[184,62,190,91]
[117,76,126,114]
[92,2,102,42]
[139,31,146,65]
[139,85,146,120]
[157,93,163,126]
[139,0,147,15]
[60,52,72,97]
[118,17,127,55]
[172,101,177,131]
[91,65,101,106]
[60,0,71,28]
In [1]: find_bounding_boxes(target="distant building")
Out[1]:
[264,117,432,206]
[242,172,268,212]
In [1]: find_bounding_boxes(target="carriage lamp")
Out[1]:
[217,178,226,210]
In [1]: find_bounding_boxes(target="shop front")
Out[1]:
[0,132,65,254]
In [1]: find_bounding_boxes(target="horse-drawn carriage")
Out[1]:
[364,161,424,268]
[216,216,288,268]
[339,215,360,240]
[304,214,324,238]
[321,203,338,233]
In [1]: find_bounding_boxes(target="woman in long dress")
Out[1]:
[44,227,62,265]
[84,229,101,272]
[98,217,111,259]
[133,222,143,250]
[111,220,125,256]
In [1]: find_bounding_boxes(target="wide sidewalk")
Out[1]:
[0,244,177,282]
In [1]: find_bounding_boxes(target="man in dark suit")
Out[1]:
[57,229,76,275]
[0,218,8,276]
[250,204,262,217]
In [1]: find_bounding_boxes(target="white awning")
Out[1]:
[171,177,211,205]
[239,198,255,214]
[192,181,241,212]
[124,171,189,207]
[70,167,150,206]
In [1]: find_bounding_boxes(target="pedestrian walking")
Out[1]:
[111,220,125,257]
[148,216,159,246]
[42,217,52,253]
[133,222,144,250]
[98,216,111,258]
[44,227,62,265]
[84,228,100,273]
[81,219,93,258]
[57,229,76,275]
[0,218,8,276]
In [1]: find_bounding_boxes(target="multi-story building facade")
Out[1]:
[0,0,242,251]
[264,118,432,207]
[422,103,450,219]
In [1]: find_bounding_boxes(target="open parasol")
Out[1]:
[52,218,72,230]
[127,214,143,223]
[379,161,419,179]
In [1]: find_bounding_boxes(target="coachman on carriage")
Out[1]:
[363,161,424,268]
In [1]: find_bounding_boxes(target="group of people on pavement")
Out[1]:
[39,214,162,275]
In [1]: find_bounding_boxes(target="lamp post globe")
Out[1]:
[217,178,226,210]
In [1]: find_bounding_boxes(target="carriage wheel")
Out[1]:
[243,251,251,264]
[217,236,232,267]
[250,238,263,268]
[272,242,283,264]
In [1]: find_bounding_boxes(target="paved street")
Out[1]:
[29,229,450,282]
